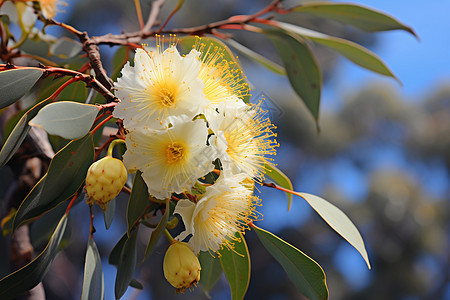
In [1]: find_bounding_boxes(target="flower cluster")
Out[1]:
[113,36,278,254]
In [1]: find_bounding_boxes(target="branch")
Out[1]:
[143,0,167,32]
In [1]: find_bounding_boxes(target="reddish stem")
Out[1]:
[90,115,113,135]
[49,77,79,101]
[65,192,80,215]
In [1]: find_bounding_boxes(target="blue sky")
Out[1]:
[330,0,450,101]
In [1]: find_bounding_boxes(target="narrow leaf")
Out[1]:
[252,224,328,300]
[296,192,371,269]
[115,226,139,299]
[265,164,293,211]
[0,215,67,299]
[13,134,94,231]
[29,101,99,140]
[199,251,222,293]
[292,2,417,38]
[108,233,127,266]
[127,171,150,236]
[81,238,105,300]
[277,22,399,81]
[143,198,169,260]
[0,98,52,169]
[219,232,250,300]
[103,197,116,230]
[0,68,44,109]
[264,30,321,123]
[226,39,286,75]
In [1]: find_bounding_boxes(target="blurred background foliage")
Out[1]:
[0,0,448,299]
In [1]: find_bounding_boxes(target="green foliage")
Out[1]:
[199,251,223,293]
[277,22,399,81]
[265,30,322,124]
[29,101,99,139]
[0,68,43,109]
[295,192,371,269]
[265,164,294,210]
[143,199,169,260]
[103,197,116,229]
[81,238,105,300]
[127,171,150,236]
[252,224,328,300]
[0,215,67,299]
[291,2,417,37]
[115,226,139,299]
[12,134,94,231]
[219,232,251,300]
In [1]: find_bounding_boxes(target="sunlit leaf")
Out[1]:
[127,171,150,236]
[0,215,67,299]
[199,251,222,293]
[265,164,293,211]
[252,224,328,300]
[219,232,250,300]
[277,22,398,81]
[225,39,286,75]
[81,238,104,300]
[143,198,169,260]
[0,68,43,109]
[264,30,321,123]
[292,2,417,37]
[115,226,139,299]
[0,98,51,168]
[295,192,371,269]
[179,36,250,103]
[29,101,99,140]
[13,134,94,231]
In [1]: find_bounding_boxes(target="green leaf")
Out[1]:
[0,98,51,169]
[143,198,169,260]
[81,238,105,300]
[127,171,150,236]
[252,224,328,300]
[108,233,127,266]
[0,215,67,299]
[0,68,44,109]
[199,251,222,293]
[30,201,68,249]
[115,226,139,299]
[295,192,371,269]
[219,232,250,300]
[225,39,286,75]
[103,197,116,230]
[49,37,83,58]
[277,22,399,81]
[29,101,99,140]
[179,36,250,103]
[264,30,321,123]
[129,279,143,290]
[13,134,94,231]
[265,164,293,211]
[292,2,417,38]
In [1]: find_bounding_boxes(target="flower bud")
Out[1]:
[85,156,127,210]
[163,242,201,293]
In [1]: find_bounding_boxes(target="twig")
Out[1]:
[143,0,167,32]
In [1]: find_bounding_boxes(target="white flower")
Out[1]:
[209,100,278,183]
[196,42,250,105]
[122,115,216,199]
[113,40,209,130]
[174,173,259,254]
[38,0,66,19]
